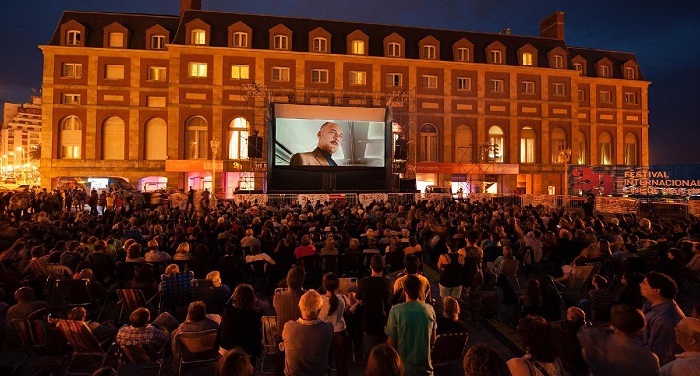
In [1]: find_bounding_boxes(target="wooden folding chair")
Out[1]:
[53,319,116,375]
[174,329,219,376]
[260,316,278,374]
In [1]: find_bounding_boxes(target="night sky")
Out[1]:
[1,0,698,164]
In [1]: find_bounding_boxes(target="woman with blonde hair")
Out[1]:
[206,271,231,311]
[174,242,192,261]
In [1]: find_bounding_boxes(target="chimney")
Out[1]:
[539,11,565,39]
[180,0,202,17]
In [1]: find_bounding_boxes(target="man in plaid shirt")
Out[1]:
[116,307,178,347]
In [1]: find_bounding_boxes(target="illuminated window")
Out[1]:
[599,131,613,165]
[349,71,366,85]
[66,30,81,46]
[312,37,327,52]
[491,50,502,64]
[423,45,436,59]
[61,63,82,78]
[191,29,206,45]
[145,117,167,160]
[108,32,124,48]
[421,75,437,89]
[61,94,81,105]
[551,127,566,163]
[273,35,288,50]
[625,67,636,80]
[489,79,504,93]
[419,124,438,162]
[553,83,566,96]
[228,117,249,160]
[388,42,401,57]
[151,35,166,49]
[522,81,535,94]
[147,66,166,81]
[185,116,208,159]
[488,126,504,162]
[188,62,207,78]
[351,40,365,55]
[520,126,536,163]
[386,73,402,87]
[311,69,329,83]
[625,92,638,104]
[105,64,125,80]
[233,32,248,47]
[456,48,470,62]
[457,77,471,91]
[522,52,533,66]
[599,65,610,77]
[624,133,638,165]
[60,116,82,159]
[231,65,249,79]
[553,55,564,68]
[272,67,290,81]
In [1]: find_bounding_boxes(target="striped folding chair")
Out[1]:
[117,343,166,376]
[116,289,156,323]
[159,271,194,315]
[10,319,50,358]
[174,329,219,376]
[260,316,278,374]
[53,319,115,375]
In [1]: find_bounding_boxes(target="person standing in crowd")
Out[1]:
[281,290,334,376]
[386,274,437,376]
[318,273,349,376]
[273,267,305,376]
[507,315,565,376]
[218,284,263,368]
[355,254,393,362]
[437,239,464,299]
[640,271,686,365]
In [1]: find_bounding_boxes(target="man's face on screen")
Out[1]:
[317,122,343,154]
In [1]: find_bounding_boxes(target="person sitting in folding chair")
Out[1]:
[67,306,116,343]
[116,307,179,348]
[171,301,220,369]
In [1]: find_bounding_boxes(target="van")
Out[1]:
[425,185,451,194]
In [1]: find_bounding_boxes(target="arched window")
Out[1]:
[551,127,566,163]
[144,117,167,160]
[228,117,249,160]
[454,124,473,162]
[576,131,586,165]
[419,124,438,162]
[599,131,613,165]
[59,116,81,159]
[185,116,208,159]
[102,116,125,160]
[520,126,536,163]
[488,126,504,162]
[624,133,638,165]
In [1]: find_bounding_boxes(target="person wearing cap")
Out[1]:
[659,317,700,375]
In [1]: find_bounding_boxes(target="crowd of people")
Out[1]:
[1,185,700,376]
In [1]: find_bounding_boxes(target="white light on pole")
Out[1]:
[210,139,220,209]
[559,146,572,195]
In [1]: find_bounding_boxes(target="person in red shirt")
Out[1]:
[294,235,316,260]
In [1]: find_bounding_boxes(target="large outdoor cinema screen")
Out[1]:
[268,103,392,192]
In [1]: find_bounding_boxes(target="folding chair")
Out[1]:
[53,319,116,375]
[174,329,219,376]
[47,264,73,279]
[557,265,595,304]
[117,343,166,376]
[260,316,278,374]
[56,278,110,320]
[500,260,521,292]
[116,289,156,323]
[159,271,194,316]
[298,255,319,287]
[10,319,50,358]
[431,332,470,367]
[191,279,221,314]
[340,253,361,277]
[320,254,338,275]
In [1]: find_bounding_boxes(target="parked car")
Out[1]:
[4,177,16,184]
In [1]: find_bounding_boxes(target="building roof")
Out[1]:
[568,47,644,80]
[49,11,180,50]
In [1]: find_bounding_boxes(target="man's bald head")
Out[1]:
[317,122,343,154]
[567,306,586,324]
[676,317,700,352]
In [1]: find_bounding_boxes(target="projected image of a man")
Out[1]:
[290,121,344,166]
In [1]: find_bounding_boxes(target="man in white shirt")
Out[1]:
[659,317,700,376]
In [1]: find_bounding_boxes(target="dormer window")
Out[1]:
[423,45,436,59]
[522,52,533,66]
[66,30,81,46]
[191,29,206,45]
[573,63,583,74]
[491,50,502,64]
[233,32,248,48]
[108,32,124,48]
[351,40,365,55]
[457,48,470,62]
[625,67,636,80]
[312,37,327,53]
[553,55,564,68]
[599,65,610,77]
[151,35,166,50]
[273,35,288,50]
[388,42,401,57]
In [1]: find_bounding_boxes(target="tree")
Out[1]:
[29,144,41,161]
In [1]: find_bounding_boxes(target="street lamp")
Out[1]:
[0,155,5,175]
[16,147,25,184]
[8,151,14,175]
[558,146,572,195]
[209,139,220,209]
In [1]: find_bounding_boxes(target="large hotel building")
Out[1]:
[40,0,648,194]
